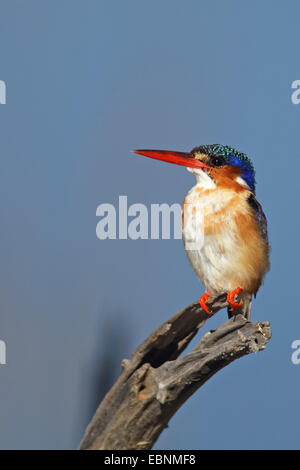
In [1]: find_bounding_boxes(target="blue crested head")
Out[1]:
[191,144,256,192]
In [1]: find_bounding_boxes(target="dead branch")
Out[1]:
[79,294,271,450]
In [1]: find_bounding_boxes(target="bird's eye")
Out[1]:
[211,156,224,167]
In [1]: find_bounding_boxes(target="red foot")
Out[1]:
[199,292,212,315]
[227,287,243,311]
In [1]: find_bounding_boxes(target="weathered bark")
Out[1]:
[79,294,271,450]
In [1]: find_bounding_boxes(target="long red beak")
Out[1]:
[132,149,213,170]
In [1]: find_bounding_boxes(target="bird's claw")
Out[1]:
[227,287,243,311]
[199,292,212,315]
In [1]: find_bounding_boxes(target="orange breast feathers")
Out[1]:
[182,173,270,296]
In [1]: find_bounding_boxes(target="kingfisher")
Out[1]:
[132,145,270,318]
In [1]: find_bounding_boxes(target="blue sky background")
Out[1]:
[0,0,299,449]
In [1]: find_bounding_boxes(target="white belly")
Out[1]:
[182,182,238,294]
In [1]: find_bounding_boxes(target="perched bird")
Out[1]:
[133,145,270,318]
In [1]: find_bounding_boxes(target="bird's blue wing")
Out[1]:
[247,194,269,243]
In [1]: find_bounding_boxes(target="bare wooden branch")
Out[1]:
[79,294,271,450]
